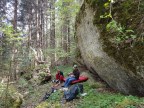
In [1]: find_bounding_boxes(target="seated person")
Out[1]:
[63,65,80,87]
[51,79,60,93]
[55,69,64,83]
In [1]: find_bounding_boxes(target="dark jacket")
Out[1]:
[73,68,80,80]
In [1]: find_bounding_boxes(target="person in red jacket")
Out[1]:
[55,69,64,83]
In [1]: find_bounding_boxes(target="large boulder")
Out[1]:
[75,0,144,96]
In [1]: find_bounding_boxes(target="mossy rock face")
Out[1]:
[0,83,23,108]
[75,0,144,96]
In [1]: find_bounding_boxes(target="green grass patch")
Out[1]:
[50,65,144,108]
[76,81,144,108]
[22,65,144,108]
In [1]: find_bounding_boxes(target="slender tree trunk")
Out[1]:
[39,0,42,48]
[36,0,40,48]
[62,1,71,63]
[62,22,68,53]
[9,0,18,80]
[62,2,68,52]
[45,15,48,48]
[40,0,45,49]
[13,0,17,32]
[60,26,63,48]
[67,20,70,52]
[50,0,56,66]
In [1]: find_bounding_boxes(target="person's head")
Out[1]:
[73,65,78,69]
[57,69,60,73]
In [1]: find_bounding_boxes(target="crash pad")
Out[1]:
[64,76,88,84]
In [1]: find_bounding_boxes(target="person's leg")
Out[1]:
[63,77,70,87]
[64,77,76,87]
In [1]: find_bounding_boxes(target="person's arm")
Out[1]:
[68,72,73,76]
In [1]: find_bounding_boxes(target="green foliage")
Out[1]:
[22,72,33,81]
[139,0,144,11]
[34,64,48,72]
[38,72,47,80]
[36,101,61,108]
[76,83,144,108]
[39,72,47,77]
[0,23,24,76]
[56,0,80,18]
[106,20,137,44]
[92,0,111,25]
[35,101,50,108]
[0,24,23,44]
[19,55,32,70]
[0,83,23,108]
[54,0,80,60]
[106,20,117,30]
[100,13,112,19]
[17,78,28,88]
[100,1,112,19]
[115,98,136,108]
[48,90,62,102]
[18,47,36,73]
[90,82,106,89]
[12,97,23,108]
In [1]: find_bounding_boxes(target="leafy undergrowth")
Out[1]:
[18,65,144,108]
[76,83,144,108]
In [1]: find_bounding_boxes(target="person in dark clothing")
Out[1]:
[63,65,80,87]
[73,68,80,80]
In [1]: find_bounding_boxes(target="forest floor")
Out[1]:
[17,65,144,108]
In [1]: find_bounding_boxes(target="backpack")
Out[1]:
[64,84,83,101]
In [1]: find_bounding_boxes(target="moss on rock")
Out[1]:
[89,0,144,74]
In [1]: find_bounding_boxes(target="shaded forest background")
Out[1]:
[1,0,144,108]
[0,0,83,81]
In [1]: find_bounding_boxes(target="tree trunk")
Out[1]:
[50,0,56,66]
[36,0,40,48]
[67,20,70,52]
[62,1,71,63]
[13,0,17,31]
[9,0,18,80]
